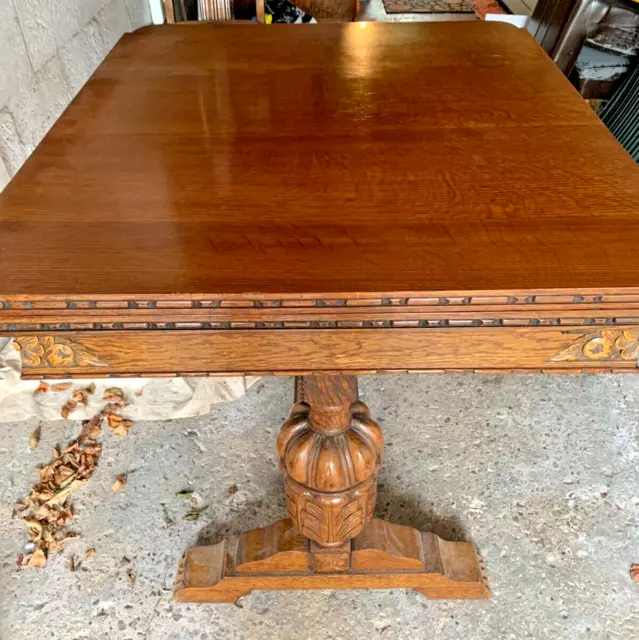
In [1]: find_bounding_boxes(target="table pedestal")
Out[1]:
[174,374,490,603]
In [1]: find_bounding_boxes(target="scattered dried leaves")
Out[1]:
[17,431,102,568]
[50,382,72,393]
[100,389,134,436]
[17,384,137,568]
[112,474,127,493]
[28,426,41,449]
[631,564,639,583]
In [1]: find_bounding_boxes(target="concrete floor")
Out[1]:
[1,374,638,639]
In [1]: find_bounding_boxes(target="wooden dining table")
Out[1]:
[2,21,639,603]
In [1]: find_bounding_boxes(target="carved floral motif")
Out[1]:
[14,336,109,369]
[551,330,639,362]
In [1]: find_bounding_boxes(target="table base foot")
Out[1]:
[173,518,490,603]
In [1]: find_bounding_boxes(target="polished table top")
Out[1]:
[1,22,639,299]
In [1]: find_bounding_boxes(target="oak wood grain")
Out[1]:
[10,327,639,378]
[2,23,639,298]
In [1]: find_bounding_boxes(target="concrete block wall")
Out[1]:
[0,0,152,193]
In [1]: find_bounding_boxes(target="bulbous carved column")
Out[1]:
[277,375,383,547]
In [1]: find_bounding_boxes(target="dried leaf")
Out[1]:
[34,382,49,394]
[631,564,639,583]
[61,399,78,419]
[62,441,80,455]
[107,415,134,437]
[84,383,96,395]
[23,548,47,568]
[29,426,42,449]
[58,473,78,491]
[34,480,86,520]
[68,555,77,571]
[228,484,238,496]
[85,549,96,560]
[32,488,54,502]
[24,518,44,542]
[51,382,72,392]
[112,474,127,492]
[103,387,125,407]
[72,390,88,405]
[78,415,103,441]
[56,532,80,545]
[184,511,201,522]
[53,465,75,486]
[107,414,122,428]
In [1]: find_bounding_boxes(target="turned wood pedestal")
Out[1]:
[173,374,489,602]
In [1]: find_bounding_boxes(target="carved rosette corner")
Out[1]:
[278,377,383,547]
[551,329,639,362]
[14,336,109,369]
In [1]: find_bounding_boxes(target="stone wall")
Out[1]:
[0,0,152,192]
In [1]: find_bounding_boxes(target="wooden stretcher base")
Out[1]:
[174,518,490,603]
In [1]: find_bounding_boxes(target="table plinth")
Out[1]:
[174,374,489,603]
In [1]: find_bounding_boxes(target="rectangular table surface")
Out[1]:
[1,22,639,300]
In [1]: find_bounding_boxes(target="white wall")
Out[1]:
[0,0,153,192]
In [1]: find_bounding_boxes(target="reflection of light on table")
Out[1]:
[339,22,378,78]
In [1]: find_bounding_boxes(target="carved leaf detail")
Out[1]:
[299,501,327,542]
[616,330,639,360]
[551,330,639,362]
[15,337,109,369]
[18,336,45,367]
[335,499,363,541]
